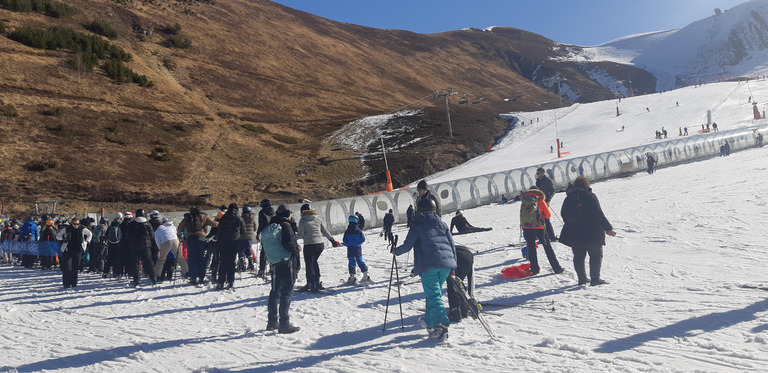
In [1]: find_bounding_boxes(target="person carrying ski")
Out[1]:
[343,215,370,284]
[520,187,564,276]
[261,204,301,334]
[393,197,457,340]
[297,203,338,292]
[558,176,616,286]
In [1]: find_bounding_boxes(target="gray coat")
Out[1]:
[240,211,257,241]
[297,210,334,245]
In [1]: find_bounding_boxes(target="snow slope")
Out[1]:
[2,81,768,372]
[567,0,768,90]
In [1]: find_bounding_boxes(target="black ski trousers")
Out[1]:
[61,249,81,288]
[571,243,603,283]
[217,240,238,287]
[130,247,156,285]
[523,229,563,275]
[303,243,324,286]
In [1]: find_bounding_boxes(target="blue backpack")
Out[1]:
[261,223,291,264]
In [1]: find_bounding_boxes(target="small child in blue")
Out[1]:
[343,215,371,284]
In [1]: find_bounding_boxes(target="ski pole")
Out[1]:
[382,253,396,332]
[382,236,404,332]
[393,253,405,331]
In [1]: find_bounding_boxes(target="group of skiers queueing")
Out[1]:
[2,170,616,340]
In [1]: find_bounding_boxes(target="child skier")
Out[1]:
[342,215,370,284]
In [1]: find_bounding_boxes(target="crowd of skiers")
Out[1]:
[1,171,616,340]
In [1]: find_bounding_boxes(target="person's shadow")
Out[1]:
[596,298,768,353]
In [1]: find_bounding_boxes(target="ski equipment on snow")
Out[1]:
[446,275,497,340]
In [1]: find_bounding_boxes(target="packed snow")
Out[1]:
[2,80,768,372]
[564,1,768,91]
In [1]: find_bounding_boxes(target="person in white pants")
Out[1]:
[154,217,188,280]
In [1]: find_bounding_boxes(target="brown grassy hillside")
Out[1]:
[0,0,650,216]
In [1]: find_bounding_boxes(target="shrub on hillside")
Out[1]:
[0,20,6,34]
[87,19,118,38]
[163,34,191,49]
[105,134,129,145]
[103,58,153,87]
[44,0,76,18]
[163,23,182,35]
[8,26,150,86]
[242,124,270,133]
[149,146,170,161]
[25,159,59,171]
[0,0,33,12]
[0,104,19,117]
[9,26,130,61]
[272,134,298,144]
[0,0,77,18]
[41,106,63,116]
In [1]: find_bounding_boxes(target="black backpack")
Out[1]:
[187,214,204,233]
[561,192,586,225]
[107,226,121,244]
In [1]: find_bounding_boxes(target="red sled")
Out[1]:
[501,263,533,279]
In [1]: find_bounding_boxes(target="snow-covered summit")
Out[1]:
[566,0,768,91]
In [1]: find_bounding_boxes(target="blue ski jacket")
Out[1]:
[394,212,456,275]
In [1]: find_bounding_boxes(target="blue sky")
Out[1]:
[272,0,748,46]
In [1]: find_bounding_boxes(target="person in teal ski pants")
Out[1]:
[393,197,457,339]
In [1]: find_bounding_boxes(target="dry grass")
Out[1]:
[0,0,645,216]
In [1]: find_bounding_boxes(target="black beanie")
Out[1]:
[276,204,291,218]
[417,180,428,190]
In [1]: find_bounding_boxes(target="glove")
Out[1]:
[332,240,340,247]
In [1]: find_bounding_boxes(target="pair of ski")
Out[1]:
[446,275,498,340]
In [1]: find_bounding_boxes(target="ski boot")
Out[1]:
[360,272,372,283]
[346,274,357,285]
[428,324,449,340]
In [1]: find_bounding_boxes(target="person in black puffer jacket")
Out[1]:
[215,203,246,289]
[558,176,616,286]
[125,209,158,286]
